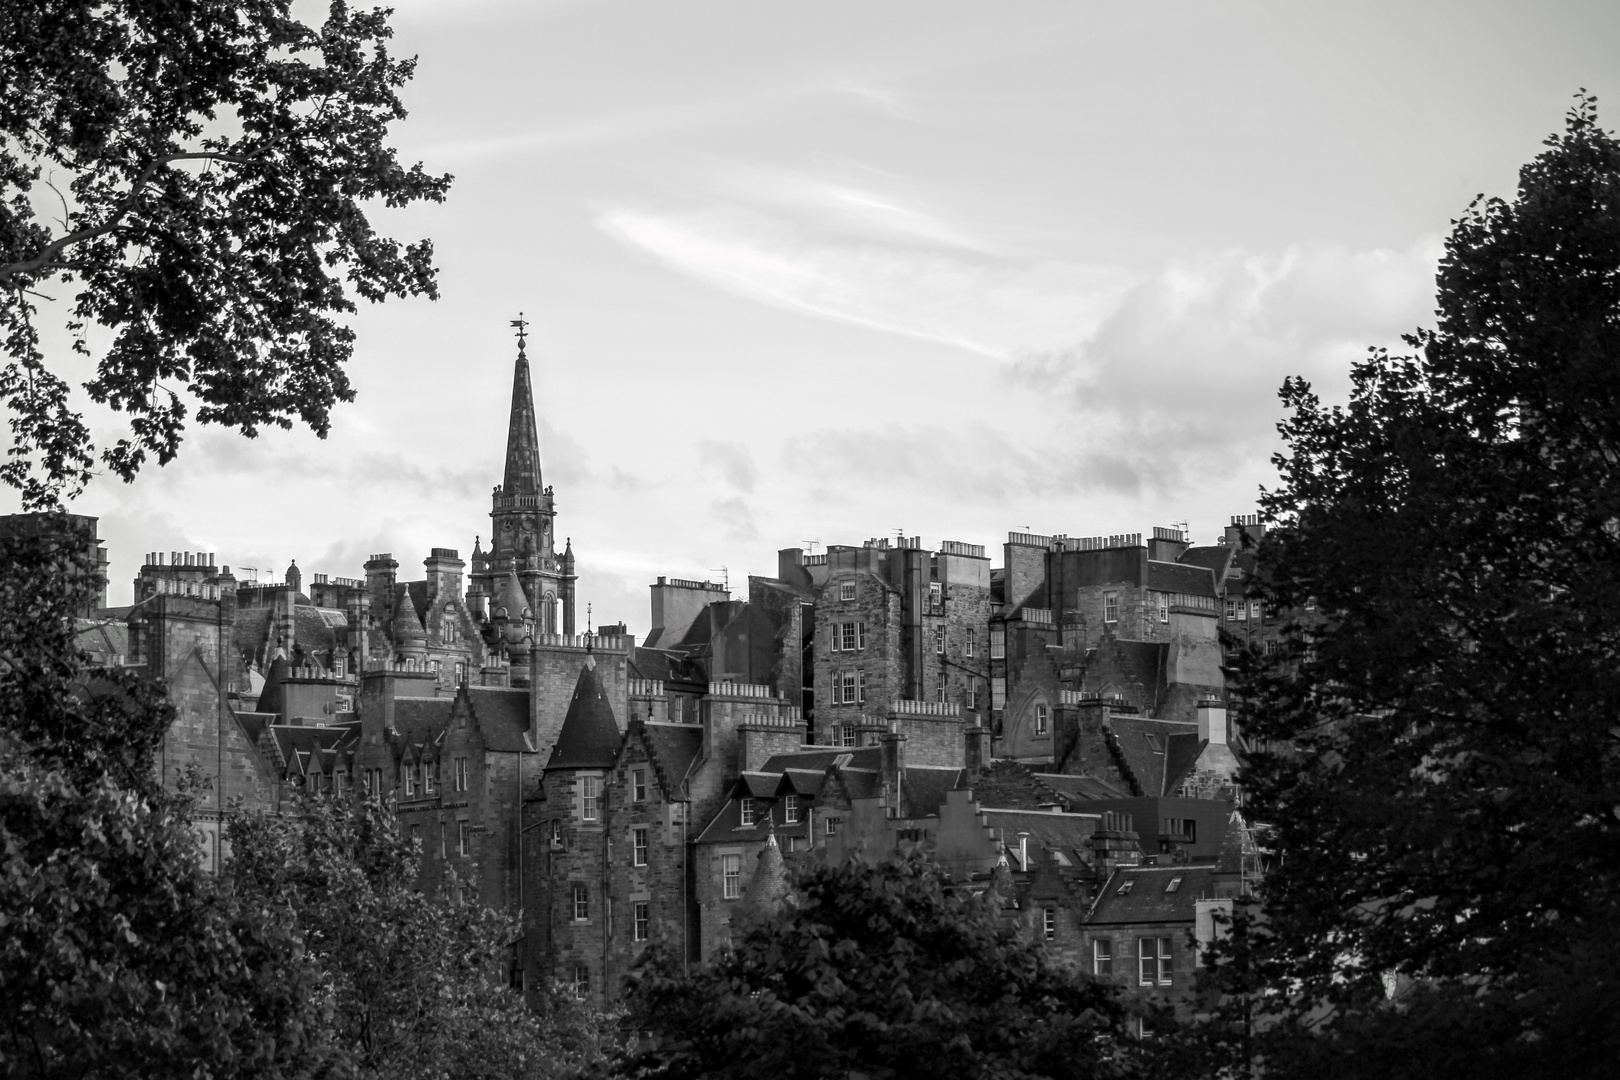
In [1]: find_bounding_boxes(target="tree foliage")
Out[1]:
[226,797,620,1080]
[0,524,336,1078]
[0,0,450,508]
[1222,95,1620,1076]
[618,848,1148,1080]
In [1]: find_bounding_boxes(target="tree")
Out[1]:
[617,848,1150,1080]
[0,1,450,509]
[0,523,339,1078]
[225,796,619,1080]
[1222,95,1620,1076]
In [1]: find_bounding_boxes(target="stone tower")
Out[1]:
[470,324,578,636]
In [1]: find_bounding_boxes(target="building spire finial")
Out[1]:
[501,315,543,498]
[510,312,529,355]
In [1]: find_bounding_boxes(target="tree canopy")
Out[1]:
[0,0,449,509]
[1224,95,1620,1076]
[618,848,1151,1080]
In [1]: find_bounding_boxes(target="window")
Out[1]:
[840,670,856,705]
[740,798,756,827]
[722,854,742,899]
[1226,598,1241,620]
[1165,876,1183,894]
[840,622,857,651]
[632,827,648,866]
[1117,880,1135,896]
[671,696,683,723]
[430,659,440,679]
[424,766,435,794]
[580,775,600,822]
[1094,938,1114,975]
[571,963,589,995]
[549,819,563,849]
[572,882,589,921]
[929,582,942,612]
[1139,937,1173,985]
[990,629,1006,659]
[1250,600,1262,620]
[934,626,945,654]
[454,756,468,792]
[856,669,866,704]
[1035,703,1049,735]
[632,768,647,803]
[991,677,1006,711]
[1043,907,1057,941]
[838,724,855,747]
[1157,593,1169,623]
[458,821,470,857]
[439,822,447,858]
[405,767,416,797]
[965,628,975,657]
[633,901,650,942]
[784,794,799,823]
[857,622,867,649]
[455,660,466,685]
[1265,638,1279,656]
[936,672,947,702]
[825,816,840,836]
[1104,592,1119,623]
[334,770,346,796]
[839,581,856,602]
[966,684,977,710]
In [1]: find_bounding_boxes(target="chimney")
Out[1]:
[963,721,989,774]
[424,547,465,605]
[1018,831,1030,872]
[881,725,907,816]
[1197,698,1228,745]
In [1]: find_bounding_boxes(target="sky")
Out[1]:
[11,0,1620,635]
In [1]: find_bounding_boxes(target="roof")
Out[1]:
[779,768,828,797]
[1146,560,1218,598]
[901,765,966,817]
[742,830,790,917]
[630,646,705,687]
[1088,865,1219,926]
[1107,715,1199,797]
[1034,772,1129,802]
[466,687,531,751]
[758,746,881,775]
[958,759,1067,810]
[391,584,427,643]
[545,662,622,771]
[1162,733,1208,795]
[980,808,1100,868]
[641,722,702,798]
[74,619,130,665]
[1175,545,1235,582]
[737,771,779,798]
[257,656,292,715]
[393,697,453,743]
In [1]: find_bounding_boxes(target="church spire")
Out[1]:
[502,314,543,498]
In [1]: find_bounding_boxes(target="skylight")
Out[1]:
[1117,880,1134,895]
[1165,877,1183,893]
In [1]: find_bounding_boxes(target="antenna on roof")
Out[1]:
[710,566,729,593]
[802,538,820,555]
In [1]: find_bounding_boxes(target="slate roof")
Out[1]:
[466,687,530,751]
[959,759,1067,810]
[391,584,427,643]
[742,829,790,917]
[1034,772,1130,802]
[1175,545,1235,584]
[74,619,130,665]
[393,697,453,743]
[1162,733,1208,795]
[780,767,828,797]
[629,646,705,687]
[1107,715,1200,797]
[902,764,967,817]
[738,771,779,798]
[546,662,622,771]
[980,808,1101,868]
[641,722,702,797]
[1146,560,1218,597]
[1088,865,1218,925]
[257,656,292,715]
[759,746,881,774]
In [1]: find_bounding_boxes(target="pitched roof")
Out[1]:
[1175,545,1235,583]
[1162,732,1208,794]
[391,584,426,643]
[901,764,967,817]
[466,687,531,751]
[257,655,292,715]
[546,661,621,771]
[980,808,1101,868]
[1147,560,1218,598]
[1088,865,1219,925]
[641,722,702,798]
[1107,715,1199,797]
[394,697,453,743]
[1034,772,1130,802]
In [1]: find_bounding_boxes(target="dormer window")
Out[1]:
[784,794,799,824]
[739,798,756,827]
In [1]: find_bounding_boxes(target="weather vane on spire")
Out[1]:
[510,312,529,353]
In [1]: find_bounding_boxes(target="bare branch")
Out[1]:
[0,151,260,285]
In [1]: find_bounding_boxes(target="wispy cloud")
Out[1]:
[597,202,1133,358]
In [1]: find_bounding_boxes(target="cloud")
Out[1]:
[597,203,1133,357]
[698,439,759,493]
[1007,238,1443,460]
[709,495,760,544]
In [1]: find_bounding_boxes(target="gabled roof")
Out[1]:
[779,767,827,797]
[980,808,1101,868]
[641,722,702,798]
[737,772,779,799]
[466,686,530,751]
[1147,560,1218,598]
[901,765,966,817]
[546,662,621,771]
[1176,545,1235,583]
[1162,732,1208,795]
[1088,865,1218,925]
[1034,772,1130,802]
[1107,715,1199,797]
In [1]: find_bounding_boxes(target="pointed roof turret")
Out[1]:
[391,584,427,648]
[502,321,543,498]
[743,823,790,919]
[546,661,621,771]
[257,654,291,717]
